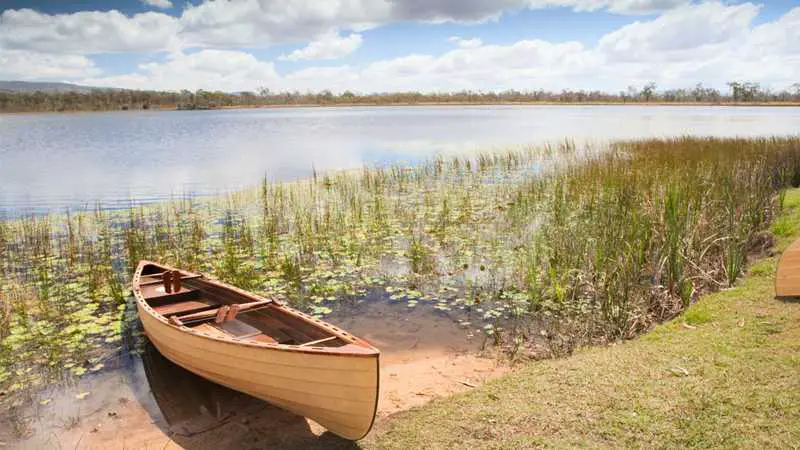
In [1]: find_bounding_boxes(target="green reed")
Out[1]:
[519,137,800,344]
[1,137,799,401]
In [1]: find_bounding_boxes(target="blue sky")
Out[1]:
[1,1,798,93]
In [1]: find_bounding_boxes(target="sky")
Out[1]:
[0,0,797,93]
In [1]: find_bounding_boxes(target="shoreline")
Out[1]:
[2,100,800,116]
[363,189,800,448]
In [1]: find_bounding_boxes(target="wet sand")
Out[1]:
[1,297,509,449]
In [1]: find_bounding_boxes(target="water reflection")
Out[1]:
[325,292,484,363]
[2,105,799,214]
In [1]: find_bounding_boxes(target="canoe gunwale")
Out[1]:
[132,260,379,357]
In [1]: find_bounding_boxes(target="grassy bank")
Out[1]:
[2,137,800,411]
[364,189,800,448]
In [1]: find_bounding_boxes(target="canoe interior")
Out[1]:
[138,263,346,348]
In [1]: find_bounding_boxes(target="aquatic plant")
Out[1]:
[1,136,799,402]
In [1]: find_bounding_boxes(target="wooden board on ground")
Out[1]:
[775,238,800,298]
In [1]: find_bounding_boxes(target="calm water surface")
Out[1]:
[1,105,798,214]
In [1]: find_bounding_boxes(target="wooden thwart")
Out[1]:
[154,300,215,317]
[138,274,203,287]
[169,299,273,326]
[299,336,339,347]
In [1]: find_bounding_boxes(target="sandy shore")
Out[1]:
[2,298,510,449]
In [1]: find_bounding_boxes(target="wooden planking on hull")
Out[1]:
[151,340,374,438]
[133,260,380,440]
[141,313,378,401]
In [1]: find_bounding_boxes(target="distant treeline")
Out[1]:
[1,81,799,113]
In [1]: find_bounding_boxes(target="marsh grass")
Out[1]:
[520,138,800,346]
[362,191,800,448]
[1,136,799,404]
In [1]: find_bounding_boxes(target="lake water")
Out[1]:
[1,105,798,215]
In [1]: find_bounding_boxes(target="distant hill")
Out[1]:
[0,80,99,93]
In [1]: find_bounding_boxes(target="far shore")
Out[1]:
[2,100,800,116]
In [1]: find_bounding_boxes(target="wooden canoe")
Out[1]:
[776,238,800,298]
[132,260,380,440]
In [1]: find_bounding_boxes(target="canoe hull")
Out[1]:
[138,308,379,440]
[133,262,379,440]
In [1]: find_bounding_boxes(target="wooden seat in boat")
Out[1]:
[144,286,218,318]
[247,334,278,344]
[193,321,278,343]
[193,323,230,339]
[140,284,199,302]
[218,319,262,339]
[153,299,216,316]
[169,299,272,326]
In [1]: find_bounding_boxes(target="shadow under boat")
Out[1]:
[138,342,357,450]
[133,286,486,448]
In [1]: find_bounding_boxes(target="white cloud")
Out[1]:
[285,65,360,85]
[176,0,689,49]
[77,3,800,94]
[0,8,181,54]
[140,0,174,9]
[84,50,280,92]
[0,50,101,80]
[348,39,598,92]
[179,0,390,48]
[280,31,363,61]
[525,0,689,15]
[0,0,692,58]
[605,0,689,14]
[448,36,484,49]
[283,3,800,93]
[589,2,800,88]
[389,0,686,23]
[10,1,790,95]
[390,0,517,23]
[598,2,760,62]
[745,6,800,57]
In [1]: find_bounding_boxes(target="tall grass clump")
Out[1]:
[515,137,800,350]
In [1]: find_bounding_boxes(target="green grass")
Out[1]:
[362,189,800,449]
